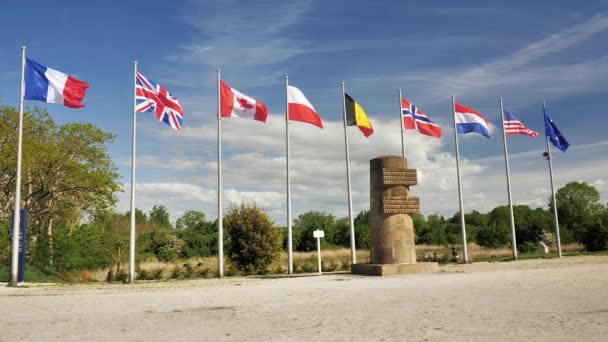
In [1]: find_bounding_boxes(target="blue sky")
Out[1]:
[1,0,607,224]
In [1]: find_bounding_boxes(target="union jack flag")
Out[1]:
[503,109,538,137]
[135,72,184,130]
[401,98,441,138]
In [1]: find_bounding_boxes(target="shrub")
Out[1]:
[114,269,128,283]
[183,263,195,278]
[136,267,149,280]
[152,267,165,280]
[302,261,316,273]
[225,203,282,273]
[293,211,337,251]
[476,223,510,248]
[170,265,182,279]
[196,267,211,278]
[272,265,286,275]
[518,241,537,254]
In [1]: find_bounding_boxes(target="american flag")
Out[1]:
[135,72,184,130]
[503,109,538,137]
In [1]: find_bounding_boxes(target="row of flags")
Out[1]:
[9,52,572,284]
[21,57,570,152]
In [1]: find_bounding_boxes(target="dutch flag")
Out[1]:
[454,103,490,138]
[24,58,89,108]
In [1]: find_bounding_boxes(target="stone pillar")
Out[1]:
[352,155,438,276]
[369,156,418,264]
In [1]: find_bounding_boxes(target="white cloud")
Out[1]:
[116,7,608,224]
[120,118,608,224]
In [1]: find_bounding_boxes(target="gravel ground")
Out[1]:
[1,255,607,341]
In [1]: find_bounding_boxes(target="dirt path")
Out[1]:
[1,255,607,341]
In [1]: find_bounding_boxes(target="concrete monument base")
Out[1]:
[351,262,439,276]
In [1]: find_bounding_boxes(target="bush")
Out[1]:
[136,267,149,280]
[183,263,195,278]
[170,265,182,279]
[518,241,537,254]
[354,211,371,249]
[225,203,282,274]
[580,218,608,251]
[196,267,212,278]
[150,267,165,280]
[476,223,510,248]
[293,211,337,251]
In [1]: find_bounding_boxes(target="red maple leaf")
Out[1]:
[236,97,254,109]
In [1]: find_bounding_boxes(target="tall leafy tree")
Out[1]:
[149,205,171,228]
[0,105,120,266]
[552,181,605,245]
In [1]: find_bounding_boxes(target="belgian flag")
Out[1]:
[344,93,374,137]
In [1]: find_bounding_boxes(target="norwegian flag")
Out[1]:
[503,109,538,137]
[135,72,184,130]
[401,98,441,138]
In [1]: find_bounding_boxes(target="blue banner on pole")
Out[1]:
[9,209,27,283]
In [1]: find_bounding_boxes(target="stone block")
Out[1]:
[351,262,439,276]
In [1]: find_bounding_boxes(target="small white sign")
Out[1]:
[313,230,325,238]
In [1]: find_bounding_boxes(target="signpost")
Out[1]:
[313,229,324,274]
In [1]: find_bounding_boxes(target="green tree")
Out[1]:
[149,205,171,229]
[225,203,282,273]
[175,211,218,258]
[124,209,148,224]
[553,181,605,248]
[175,210,206,230]
[354,210,371,249]
[53,222,114,271]
[425,214,449,246]
[513,206,549,245]
[332,217,350,247]
[293,211,337,251]
[476,222,510,248]
[0,106,120,267]
[412,213,429,244]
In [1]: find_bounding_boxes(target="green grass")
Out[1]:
[1,265,63,283]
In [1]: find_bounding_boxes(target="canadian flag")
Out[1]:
[287,85,323,128]
[220,81,268,122]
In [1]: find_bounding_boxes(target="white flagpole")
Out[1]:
[342,82,356,265]
[217,69,224,277]
[398,88,405,158]
[285,75,293,274]
[544,100,562,258]
[9,46,26,286]
[128,61,138,284]
[452,95,468,263]
[500,98,518,260]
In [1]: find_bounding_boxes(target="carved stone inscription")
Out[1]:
[382,197,420,214]
[381,168,418,186]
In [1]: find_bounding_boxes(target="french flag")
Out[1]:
[24,58,89,108]
[454,103,490,138]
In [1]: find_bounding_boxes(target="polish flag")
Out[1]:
[24,58,88,108]
[220,81,267,122]
[287,85,323,128]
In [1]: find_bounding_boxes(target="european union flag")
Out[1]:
[544,109,569,152]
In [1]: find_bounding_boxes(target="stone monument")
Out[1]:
[351,155,439,276]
